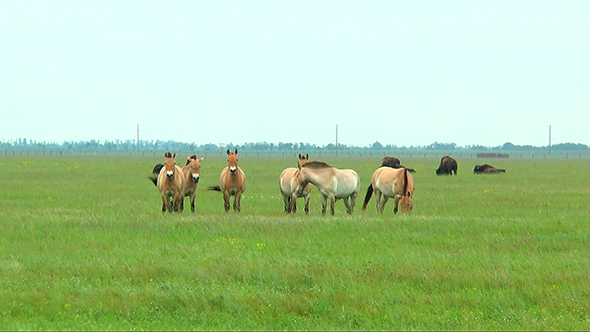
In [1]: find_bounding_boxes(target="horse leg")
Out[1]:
[223,191,231,212]
[349,193,357,214]
[235,191,242,212]
[174,193,183,212]
[282,193,290,213]
[379,196,389,214]
[190,193,196,213]
[393,195,401,214]
[375,190,382,213]
[291,194,297,214]
[329,194,335,215]
[343,197,352,214]
[321,194,327,215]
[161,193,168,213]
[304,193,310,215]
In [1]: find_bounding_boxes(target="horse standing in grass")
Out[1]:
[180,155,205,212]
[295,161,360,215]
[362,156,414,211]
[279,154,311,214]
[150,152,185,213]
[370,167,414,214]
[208,149,247,212]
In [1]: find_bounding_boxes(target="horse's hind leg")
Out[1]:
[379,196,389,214]
[291,194,297,214]
[374,190,383,213]
[329,195,335,215]
[349,193,357,214]
[304,193,310,215]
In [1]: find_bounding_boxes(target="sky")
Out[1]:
[1,1,588,148]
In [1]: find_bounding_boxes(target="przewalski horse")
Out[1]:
[295,161,360,215]
[150,152,185,213]
[180,155,205,212]
[208,149,247,212]
[473,164,506,174]
[436,156,458,176]
[279,154,311,214]
[370,166,415,214]
[362,156,414,211]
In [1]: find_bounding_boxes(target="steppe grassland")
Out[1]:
[0,155,588,330]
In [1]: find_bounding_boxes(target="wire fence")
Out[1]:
[2,149,588,160]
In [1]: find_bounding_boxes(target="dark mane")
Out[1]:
[302,161,332,169]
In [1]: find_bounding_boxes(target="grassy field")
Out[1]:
[0,155,588,330]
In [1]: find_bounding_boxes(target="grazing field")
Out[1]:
[0,155,588,330]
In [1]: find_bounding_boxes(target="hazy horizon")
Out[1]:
[1,1,588,147]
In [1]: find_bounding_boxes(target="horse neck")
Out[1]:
[302,167,332,187]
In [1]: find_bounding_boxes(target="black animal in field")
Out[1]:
[473,164,506,174]
[435,156,458,176]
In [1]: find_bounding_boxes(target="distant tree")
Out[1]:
[371,141,384,150]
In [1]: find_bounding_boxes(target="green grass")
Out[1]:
[0,156,588,330]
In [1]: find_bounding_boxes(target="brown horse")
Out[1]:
[362,156,414,211]
[208,149,247,212]
[155,152,185,213]
[370,167,414,214]
[180,155,205,212]
[279,154,311,214]
[295,161,360,215]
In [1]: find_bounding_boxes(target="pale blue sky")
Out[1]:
[1,1,588,147]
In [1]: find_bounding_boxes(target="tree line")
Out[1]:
[1,139,588,152]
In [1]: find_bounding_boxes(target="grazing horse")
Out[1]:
[295,161,360,215]
[436,156,458,176]
[279,154,311,214]
[152,152,185,213]
[180,155,205,212]
[208,149,247,212]
[362,156,413,211]
[473,164,506,174]
[370,167,415,214]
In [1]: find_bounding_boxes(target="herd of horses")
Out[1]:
[149,151,505,215]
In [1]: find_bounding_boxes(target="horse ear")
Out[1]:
[298,154,302,159]
[306,154,309,160]
[226,149,230,155]
[234,149,238,155]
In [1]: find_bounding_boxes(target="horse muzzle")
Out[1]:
[166,171,174,180]
[229,166,237,175]
[192,174,200,183]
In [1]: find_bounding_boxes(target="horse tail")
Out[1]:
[208,185,222,192]
[148,175,158,186]
[402,167,409,197]
[361,184,373,211]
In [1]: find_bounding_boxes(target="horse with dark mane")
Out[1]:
[180,155,205,212]
[208,149,247,212]
[370,166,414,214]
[279,154,311,214]
[295,161,360,215]
[362,156,413,211]
[149,152,185,213]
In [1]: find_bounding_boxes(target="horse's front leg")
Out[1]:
[321,194,328,215]
[161,193,168,213]
[375,190,383,213]
[291,193,297,214]
[343,197,352,214]
[282,193,291,213]
[329,194,335,215]
[190,193,196,213]
[223,191,231,212]
[235,191,242,212]
[393,195,401,214]
[304,193,310,215]
[174,193,183,212]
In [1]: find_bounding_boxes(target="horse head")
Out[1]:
[164,152,176,180]
[297,153,309,168]
[400,191,413,214]
[187,155,205,183]
[227,149,238,175]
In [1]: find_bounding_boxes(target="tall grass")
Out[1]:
[0,156,588,330]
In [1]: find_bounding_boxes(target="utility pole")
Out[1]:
[548,124,552,155]
[137,124,140,152]
[335,124,338,158]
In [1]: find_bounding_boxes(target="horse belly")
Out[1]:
[334,177,358,198]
